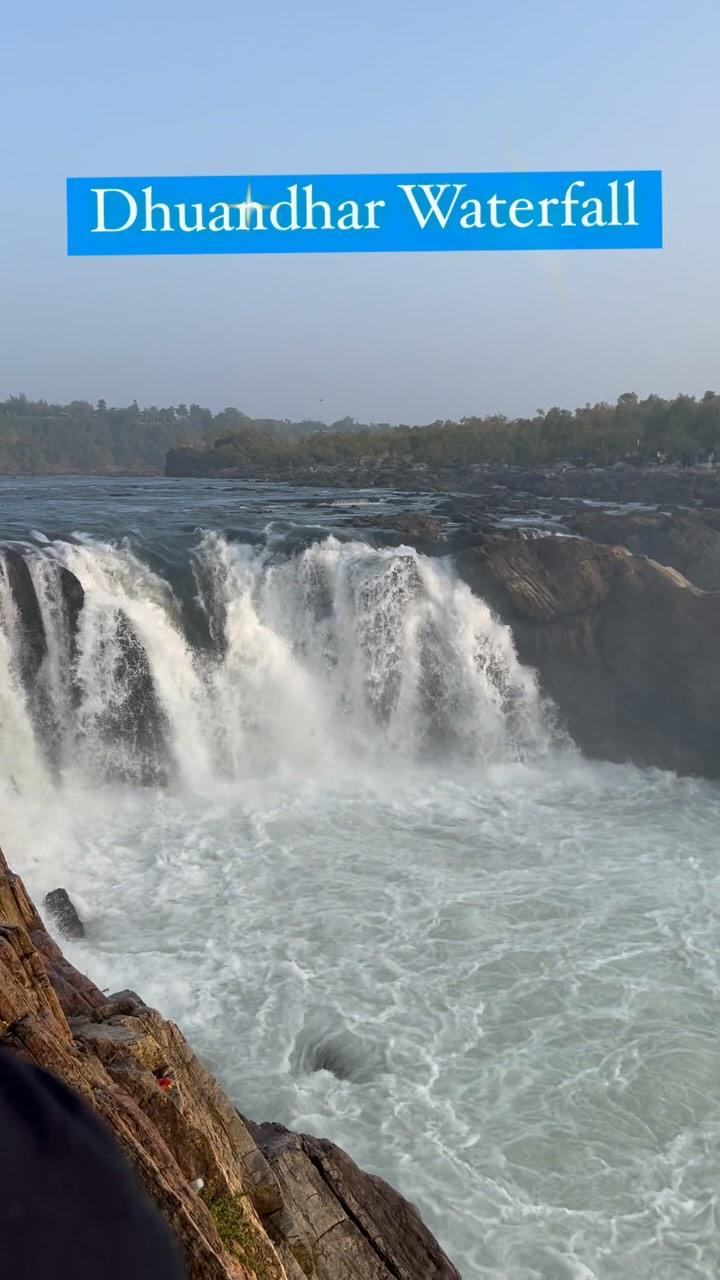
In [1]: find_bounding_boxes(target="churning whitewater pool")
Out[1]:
[2,479,720,1279]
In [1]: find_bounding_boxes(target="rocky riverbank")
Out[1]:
[456,532,720,776]
[0,846,459,1280]
[165,456,720,509]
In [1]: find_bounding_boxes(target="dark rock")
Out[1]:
[348,512,448,555]
[58,565,85,648]
[457,532,720,776]
[166,450,720,508]
[379,513,443,546]
[98,610,168,785]
[251,1122,462,1280]
[1,549,47,685]
[568,508,720,591]
[44,888,85,939]
[451,463,720,507]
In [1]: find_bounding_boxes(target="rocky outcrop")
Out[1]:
[251,1124,459,1280]
[450,463,720,506]
[44,887,85,939]
[457,533,720,776]
[99,609,169,784]
[59,564,85,655]
[567,508,720,591]
[0,847,459,1280]
[0,549,47,686]
[166,450,720,508]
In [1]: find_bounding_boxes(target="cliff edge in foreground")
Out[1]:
[0,847,460,1280]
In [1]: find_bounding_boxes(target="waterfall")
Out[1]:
[0,533,553,795]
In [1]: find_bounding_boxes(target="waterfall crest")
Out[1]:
[0,533,554,795]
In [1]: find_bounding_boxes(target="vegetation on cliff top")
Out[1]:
[2,390,720,476]
[168,391,720,477]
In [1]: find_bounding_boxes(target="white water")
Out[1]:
[2,534,720,1279]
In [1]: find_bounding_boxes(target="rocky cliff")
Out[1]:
[457,532,720,776]
[0,847,460,1280]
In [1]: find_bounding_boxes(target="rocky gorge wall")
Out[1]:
[456,531,720,776]
[352,506,720,778]
[0,847,460,1280]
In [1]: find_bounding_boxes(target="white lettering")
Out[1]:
[142,186,173,232]
[91,188,138,233]
[580,197,605,227]
[398,183,466,229]
[459,198,485,229]
[508,197,534,228]
[208,202,234,232]
[302,184,333,230]
[269,184,300,231]
[562,180,585,227]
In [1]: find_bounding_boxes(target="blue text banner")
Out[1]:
[67,171,663,256]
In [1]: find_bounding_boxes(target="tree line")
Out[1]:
[2,391,720,476]
[167,391,720,477]
[0,396,389,474]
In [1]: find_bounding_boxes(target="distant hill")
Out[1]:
[0,396,391,475]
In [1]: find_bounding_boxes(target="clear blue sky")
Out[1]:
[1,0,718,423]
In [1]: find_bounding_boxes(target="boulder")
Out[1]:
[457,532,720,776]
[44,888,85,940]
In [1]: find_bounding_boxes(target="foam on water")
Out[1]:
[1,532,719,1279]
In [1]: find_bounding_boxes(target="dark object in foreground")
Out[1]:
[45,887,85,939]
[0,1050,185,1280]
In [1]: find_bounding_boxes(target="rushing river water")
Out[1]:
[1,477,720,1279]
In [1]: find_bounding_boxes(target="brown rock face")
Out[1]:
[0,847,459,1280]
[567,508,720,592]
[457,533,720,776]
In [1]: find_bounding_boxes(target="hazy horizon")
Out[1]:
[2,1,719,424]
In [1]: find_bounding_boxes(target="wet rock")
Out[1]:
[44,887,85,939]
[457,532,720,776]
[58,566,85,649]
[345,512,448,555]
[98,610,168,785]
[1,549,47,685]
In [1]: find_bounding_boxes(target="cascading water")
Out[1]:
[2,504,720,1280]
[0,532,554,798]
